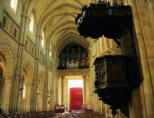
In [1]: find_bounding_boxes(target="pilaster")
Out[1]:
[30,34,41,111]
[128,0,154,118]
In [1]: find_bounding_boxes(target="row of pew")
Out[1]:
[0,111,113,118]
[0,111,55,118]
[52,111,111,118]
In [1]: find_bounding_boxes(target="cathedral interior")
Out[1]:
[0,0,154,118]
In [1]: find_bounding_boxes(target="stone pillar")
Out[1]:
[86,74,90,104]
[9,10,29,112]
[37,90,43,111]
[128,0,154,118]
[18,75,24,112]
[84,74,91,104]
[90,65,95,110]
[54,72,58,106]
[2,76,12,113]
[83,75,87,104]
[30,34,41,112]
[43,79,48,111]
[89,67,93,105]
[63,78,69,111]
[61,76,65,105]
[51,60,58,110]
[42,44,49,111]
[50,71,55,111]
[25,83,32,112]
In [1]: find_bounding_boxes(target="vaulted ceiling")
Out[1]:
[25,0,97,54]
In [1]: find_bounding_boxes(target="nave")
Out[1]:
[0,0,154,118]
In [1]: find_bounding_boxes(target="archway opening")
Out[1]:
[0,53,6,105]
[68,79,83,111]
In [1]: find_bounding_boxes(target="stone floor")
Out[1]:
[51,111,109,118]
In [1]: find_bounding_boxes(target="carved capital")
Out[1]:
[58,69,89,77]
[4,76,12,82]
[21,13,30,21]
[61,76,65,79]
[82,75,87,80]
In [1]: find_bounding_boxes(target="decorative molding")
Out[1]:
[0,10,20,43]
[58,68,89,76]
[25,35,36,56]
[0,43,14,62]
[3,10,20,28]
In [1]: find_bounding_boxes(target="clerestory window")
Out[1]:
[10,0,18,11]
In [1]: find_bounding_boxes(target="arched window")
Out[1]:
[22,83,26,99]
[29,14,34,32]
[10,0,18,11]
[41,32,45,48]
[49,51,52,56]
[49,44,52,56]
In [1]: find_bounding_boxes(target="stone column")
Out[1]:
[128,0,154,118]
[30,34,41,111]
[50,69,55,111]
[83,75,87,104]
[25,83,32,112]
[63,78,69,111]
[87,73,91,104]
[86,74,90,104]
[18,75,24,112]
[9,9,29,112]
[90,65,95,110]
[42,40,49,111]
[89,67,93,105]
[61,76,65,105]
[37,90,43,111]
[2,76,12,113]
[53,70,58,106]
[51,60,58,110]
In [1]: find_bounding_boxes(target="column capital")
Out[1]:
[4,76,12,82]
[20,13,30,22]
[36,35,42,39]
[82,75,87,79]
[61,76,65,79]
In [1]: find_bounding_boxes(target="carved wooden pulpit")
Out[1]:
[94,55,142,116]
[75,2,133,46]
[75,1,143,116]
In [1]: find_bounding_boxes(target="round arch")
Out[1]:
[0,43,14,77]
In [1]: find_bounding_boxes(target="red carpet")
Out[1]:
[70,87,83,111]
